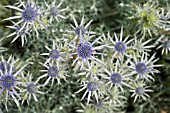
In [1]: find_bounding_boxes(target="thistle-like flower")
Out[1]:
[68,16,95,41]
[129,2,167,37]
[6,21,30,46]
[157,35,170,55]
[21,72,44,105]
[4,0,43,37]
[129,53,162,81]
[0,56,28,111]
[77,60,104,82]
[106,27,133,59]
[133,35,154,56]
[100,61,131,91]
[38,61,67,86]
[106,87,127,106]
[41,40,65,64]
[75,76,104,104]
[130,81,153,102]
[70,34,105,70]
[44,0,67,23]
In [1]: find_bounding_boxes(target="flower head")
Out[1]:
[44,0,67,23]
[101,60,131,91]
[26,83,37,94]
[129,2,169,37]
[133,35,154,56]
[77,42,93,59]
[49,49,60,59]
[68,16,95,42]
[129,53,162,81]
[1,74,16,89]
[70,34,105,70]
[47,66,59,78]
[135,62,147,74]
[21,72,44,105]
[110,73,122,84]
[135,87,145,95]
[0,56,28,111]
[75,76,104,104]
[163,41,170,48]
[157,35,170,55]
[41,40,65,64]
[75,26,87,36]
[77,60,104,83]
[106,27,133,59]
[6,21,30,46]
[87,81,98,91]
[107,87,127,106]
[38,61,67,86]
[4,1,43,39]
[50,7,59,16]
[114,42,126,53]
[130,81,153,102]
[22,5,39,21]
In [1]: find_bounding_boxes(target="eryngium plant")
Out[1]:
[1,0,170,113]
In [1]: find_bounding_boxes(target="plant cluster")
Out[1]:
[0,0,170,113]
